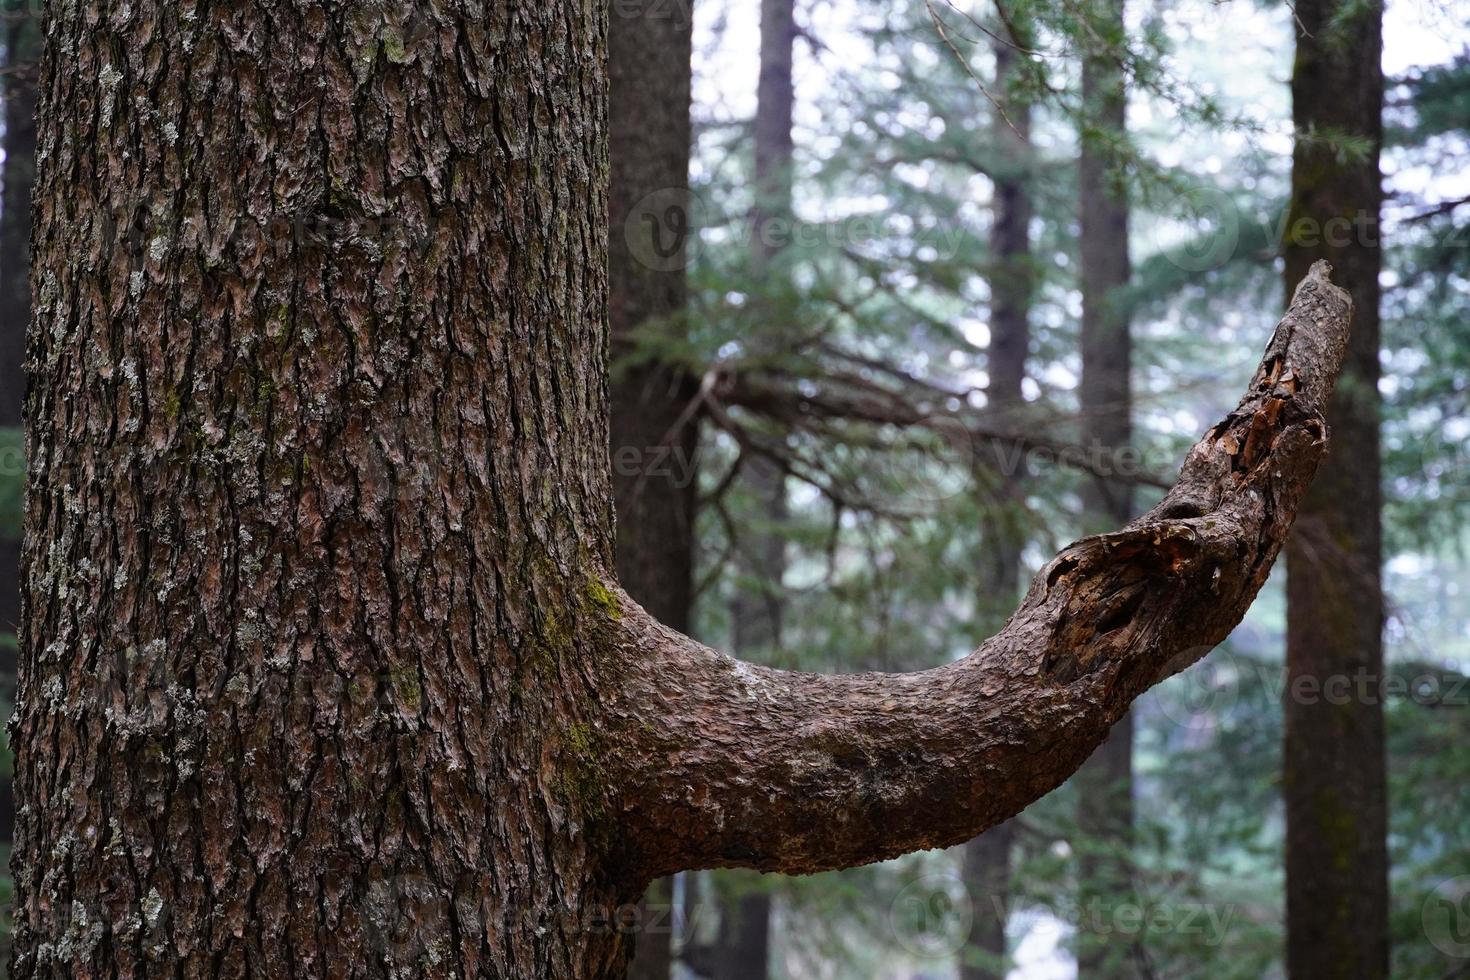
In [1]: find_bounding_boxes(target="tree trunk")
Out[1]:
[1282,1,1388,977]
[608,2,697,977]
[0,0,37,429]
[0,0,41,851]
[12,2,637,976]
[959,32,1034,980]
[10,1,1356,977]
[1074,1,1138,974]
[960,819,1014,980]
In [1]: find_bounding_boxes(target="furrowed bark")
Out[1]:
[11,0,1362,975]
[13,1,633,976]
[591,263,1351,885]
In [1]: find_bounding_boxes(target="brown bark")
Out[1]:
[13,1,632,976]
[608,3,697,977]
[11,1,1356,976]
[1282,1,1389,977]
[960,32,1034,980]
[1073,3,1139,973]
[596,263,1352,886]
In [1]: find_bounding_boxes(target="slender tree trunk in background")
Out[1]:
[1282,1,1388,977]
[959,34,1034,980]
[712,1,797,975]
[1074,1,1137,975]
[0,0,36,431]
[714,445,783,980]
[0,54,42,879]
[960,820,1014,980]
[609,2,698,977]
[0,0,41,852]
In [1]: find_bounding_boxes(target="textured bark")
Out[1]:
[13,1,633,977]
[0,0,37,428]
[608,3,697,978]
[12,0,1357,976]
[1074,4,1139,973]
[960,34,1034,980]
[1282,1,1389,977]
[596,263,1352,885]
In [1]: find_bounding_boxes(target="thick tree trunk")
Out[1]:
[959,33,1034,980]
[12,1,1355,977]
[1074,1,1138,974]
[12,2,636,976]
[1282,1,1388,977]
[608,2,697,977]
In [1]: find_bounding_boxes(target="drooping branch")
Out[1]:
[588,262,1352,885]
[716,359,1175,490]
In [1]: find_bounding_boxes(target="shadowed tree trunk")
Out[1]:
[0,0,36,430]
[0,0,41,852]
[959,31,1034,980]
[609,1,698,977]
[10,1,1355,976]
[1282,1,1388,977]
[1074,1,1137,975]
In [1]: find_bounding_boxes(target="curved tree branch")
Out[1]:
[590,262,1352,885]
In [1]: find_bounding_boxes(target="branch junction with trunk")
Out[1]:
[9,0,1354,972]
[590,262,1351,889]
